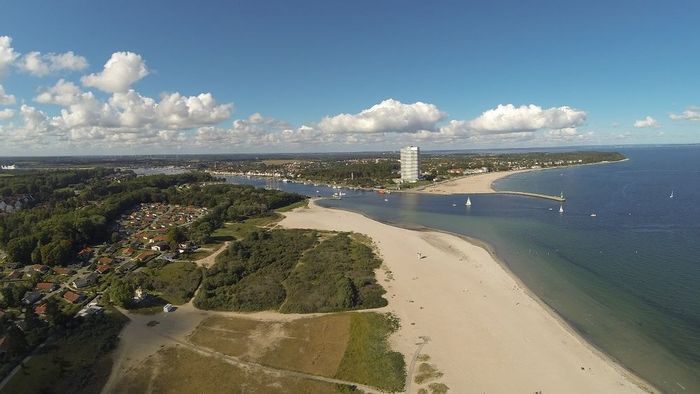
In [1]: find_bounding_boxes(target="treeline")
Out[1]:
[0,170,304,266]
[0,168,118,204]
[300,161,399,187]
[425,151,626,174]
[195,231,387,313]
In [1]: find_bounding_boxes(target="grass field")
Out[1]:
[188,312,405,392]
[128,261,202,305]
[1,307,128,394]
[189,314,351,377]
[335,312,406,392]
[114,346,349,393]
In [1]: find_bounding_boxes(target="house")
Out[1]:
[72,273,98,289]
[77,247,94,261]
[22,291,43,305]
[163,303,175,313]
[135,251,156,262]
[31,264,50,273]
[35,282,58,292]
[53,267,76,276]
[151,242,169,252]
[117,261,137,273]
[7,270,23,280]
[63,291,85,304]
[34,304,47,315]
[178,242,196,254]
[121,247,135,256]
[77,304,103,317]
[151,235,169,244]
[133,287,147,303]
[97,256,114,265]
[3,261,21,269]
[158,252,176,262]
[95,265,110,274]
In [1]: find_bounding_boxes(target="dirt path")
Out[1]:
[193,241,230,268]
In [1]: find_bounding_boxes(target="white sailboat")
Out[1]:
[670,190,674,199]
[465,197,472,206]
[559,205,564,214]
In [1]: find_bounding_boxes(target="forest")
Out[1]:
[194,230,387,313]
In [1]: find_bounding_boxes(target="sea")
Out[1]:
[218,145,700,393]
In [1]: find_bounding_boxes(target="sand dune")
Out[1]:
[280,201,652,393]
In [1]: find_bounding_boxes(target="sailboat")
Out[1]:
[670,190,674,199]
[559,205,564,214]
[465,197,472,206]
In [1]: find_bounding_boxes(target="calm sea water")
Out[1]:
[223,145,700,393]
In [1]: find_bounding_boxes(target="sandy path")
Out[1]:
[193,241,230,268]
[279,202,653,393]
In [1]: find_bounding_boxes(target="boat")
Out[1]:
[590,213,597,217]
[465,197,472,206]
[384,198,389,202]
[559,205,564,214]
[452,203,457,207]
[670,190,674,199]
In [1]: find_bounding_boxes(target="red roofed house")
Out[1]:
[35,282,58,292]
[35,304,47,315]
[135,251,156,262]
[53,267,76,276]
[63,291,85,304]
[78,247,94,261]
[96,265,110,274]
[98,256,114,265]
[121,247,135,256]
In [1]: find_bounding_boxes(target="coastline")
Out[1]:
[412,158,629,195]
[280,199,654,393]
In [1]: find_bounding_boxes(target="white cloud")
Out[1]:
[0,84,15,104]
[467,104,586,134]
[0,36,19,78]
[0,108,14,120]
[195,113,320,147]
[18,51,88,76]
[318,99,446,134]
[633,116,659,128]
[669,106,700,121]
[81,51,149,93]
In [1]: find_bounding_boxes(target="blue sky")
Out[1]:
[0,0,699,154]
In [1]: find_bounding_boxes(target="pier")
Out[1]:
[492,191,566,202]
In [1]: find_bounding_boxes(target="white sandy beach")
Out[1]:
[416,169,533,194]
[280,202,651,393]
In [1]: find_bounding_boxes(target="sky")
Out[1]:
[0,0,699,155]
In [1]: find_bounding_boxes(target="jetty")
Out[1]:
[492,191,566,202]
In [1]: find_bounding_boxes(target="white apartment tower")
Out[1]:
[400,146,420,182]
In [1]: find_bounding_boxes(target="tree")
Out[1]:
[107,279,134,307]
[44,298,65,326]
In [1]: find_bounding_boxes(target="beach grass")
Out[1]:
[335,312,406,392]
[114,346,344,393]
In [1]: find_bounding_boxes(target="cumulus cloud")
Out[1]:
[195,113,320,147]
[318,99,446,134]
[0,108,14,120]
[18,51,88,76]
[633,116,659,128]
[0,36,19,77]
[669,106,700,121]
[81,52,149,93]
[0,84,15,104]
[438,104,586,138]
[34,80,232,132]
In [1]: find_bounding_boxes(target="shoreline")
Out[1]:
[412,158,629,196]
[282,199,654,393]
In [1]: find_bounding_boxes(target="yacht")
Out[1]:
[465,197,472,206]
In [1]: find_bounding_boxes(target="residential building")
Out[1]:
[400,146,421,182]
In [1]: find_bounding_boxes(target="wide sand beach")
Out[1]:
[280,201,653,393]
[414,169,534,194]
